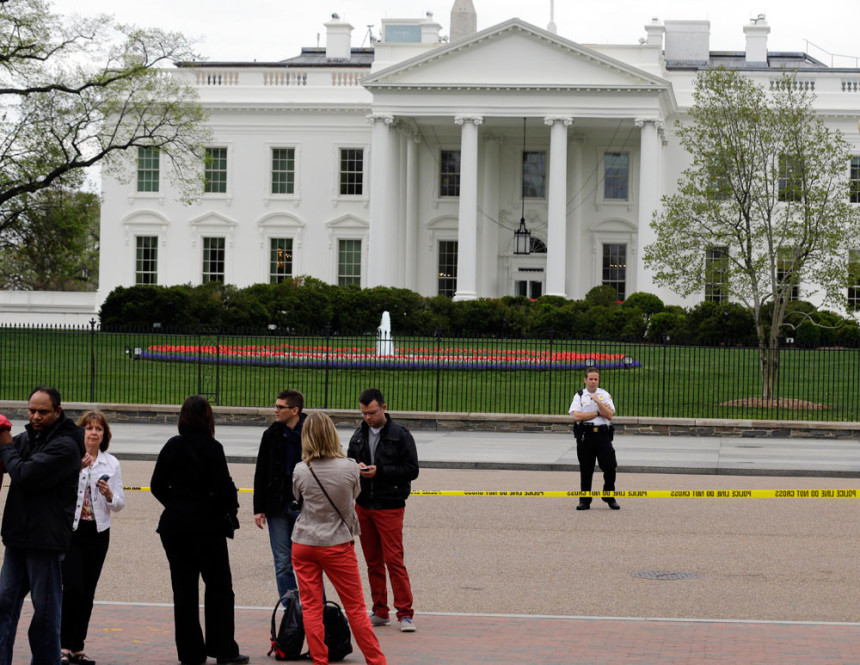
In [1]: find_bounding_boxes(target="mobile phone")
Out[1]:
[99,474,110,482]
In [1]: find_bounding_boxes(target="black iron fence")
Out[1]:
[1,324,858,421]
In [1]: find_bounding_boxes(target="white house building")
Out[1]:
[33,2,860,323]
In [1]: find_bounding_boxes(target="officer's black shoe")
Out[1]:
[576,502,590,510]
[607,499,621,510]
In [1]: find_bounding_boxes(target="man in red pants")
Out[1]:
[347,388,419,633]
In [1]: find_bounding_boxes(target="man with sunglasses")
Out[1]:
[253,389,306,600]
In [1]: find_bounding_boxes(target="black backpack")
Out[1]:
[269,590,304,661]
[268,591,353,663]
[323,600,353,662]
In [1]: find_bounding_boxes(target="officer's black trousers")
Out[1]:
[576,432,617,505]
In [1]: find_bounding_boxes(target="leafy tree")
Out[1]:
[0,0,208,235]
[644,69,860,398]
[0,187,98,290]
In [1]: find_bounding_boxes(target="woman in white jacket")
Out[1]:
[60,411,125,665]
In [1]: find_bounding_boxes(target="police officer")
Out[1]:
[569,367,620,511]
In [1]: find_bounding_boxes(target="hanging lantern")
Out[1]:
[514,217,531,255]
[513,117,531,255]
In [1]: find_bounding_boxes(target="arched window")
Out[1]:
[530,237,547,253]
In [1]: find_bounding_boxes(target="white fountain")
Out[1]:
[376,310,395,356]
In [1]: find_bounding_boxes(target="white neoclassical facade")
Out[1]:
[75,6,860,322]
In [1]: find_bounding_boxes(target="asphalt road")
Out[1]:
[68,461,860,624]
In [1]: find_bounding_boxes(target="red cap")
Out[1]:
[0,415,11,432]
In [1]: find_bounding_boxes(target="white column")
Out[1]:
[544,116,572,298]
[634,118,662,295]
[453,114,482,301]
[567,137,584,298]
[480,134,503,297]
[404,132,420,291]
[367,114,395,287]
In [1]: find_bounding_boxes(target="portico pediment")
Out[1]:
[363,19,669,93]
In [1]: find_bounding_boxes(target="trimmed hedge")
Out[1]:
[99,280,860,346]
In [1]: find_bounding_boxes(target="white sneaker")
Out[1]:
[369,612,390,627]
[399,616,416,632]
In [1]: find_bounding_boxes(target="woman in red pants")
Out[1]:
[291,412,386,665]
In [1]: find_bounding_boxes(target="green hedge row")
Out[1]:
[99,280,860,347]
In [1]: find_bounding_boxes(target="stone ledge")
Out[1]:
[1,401,858,439]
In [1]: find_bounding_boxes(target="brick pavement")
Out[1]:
[10,602,860,664]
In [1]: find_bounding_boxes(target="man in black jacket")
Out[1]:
[253,389,306,599]
[347,388,419,633]
[0,386,84,665]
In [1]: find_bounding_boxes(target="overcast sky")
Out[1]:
[49,0,860,67]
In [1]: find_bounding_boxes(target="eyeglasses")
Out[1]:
[275,404,297,411]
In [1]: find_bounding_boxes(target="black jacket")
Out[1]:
[347,415,419,510]
[150,433,238,537]
[0,413,85,551]
[252,413,305,515]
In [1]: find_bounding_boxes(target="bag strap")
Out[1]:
[307,462,353,538]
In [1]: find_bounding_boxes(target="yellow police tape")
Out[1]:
[117,487,859,498]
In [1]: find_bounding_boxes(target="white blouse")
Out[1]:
[73,451,126,532]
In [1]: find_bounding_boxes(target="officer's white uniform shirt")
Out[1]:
[568,388,615,426]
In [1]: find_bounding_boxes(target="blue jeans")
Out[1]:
[0,546,63,665]
[267,506,300,599]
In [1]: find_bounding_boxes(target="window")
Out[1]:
[515,280,543,299]
[849,249,860,311]
[337,239,361,286]
[270,238,293,284]
[271,148,295,195]
[851,157,860,204]
[602,243,627,301]
[604,152,629,200]
[704,246,729,303]
[707,164,730,202]
[204,147,228,193]
[522,151,546,198]
[137,147,159,193]
[438,240,458,297]
[776,248,799,301]
[778,155,802,202]
[135,236,158,285]
[530,237,548,254]
[202,237,225,283]
[439,150,461,197]
[339,148,364,196]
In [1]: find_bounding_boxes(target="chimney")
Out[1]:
[325,13,353,61]
[743,14,770,65]
[450,0,477,43]
[644,18,664,47]
[663,20,710,65]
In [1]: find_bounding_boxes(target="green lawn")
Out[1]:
[1,328,857,421]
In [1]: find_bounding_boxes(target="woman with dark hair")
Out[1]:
[292,411,387,665]
[60,411,125,665]
[150,396,248,665]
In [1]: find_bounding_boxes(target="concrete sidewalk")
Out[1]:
[19,419,855,477]
[11,602,860,665]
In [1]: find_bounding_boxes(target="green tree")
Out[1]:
[644,69,860,398]
[0,188,99,290]
[0,0,208,235]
